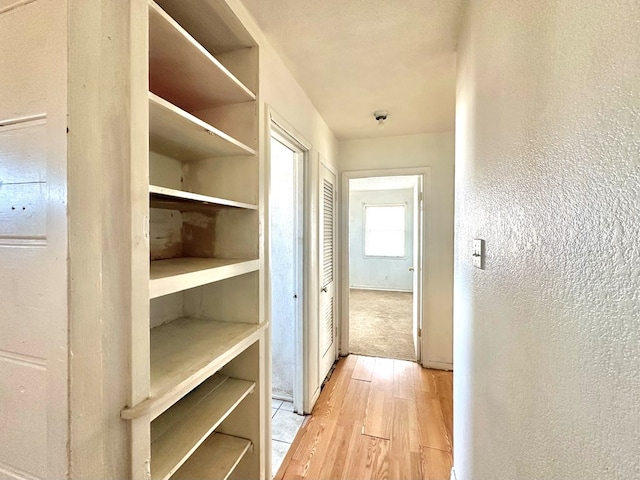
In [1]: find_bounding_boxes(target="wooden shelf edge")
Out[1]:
[150,93,256,157]
[149,0,256,101]
[150,376,256,480]
[171,433,252,480]
[150,185,258,211]
[121,322,265,420]
[149,258,259,299]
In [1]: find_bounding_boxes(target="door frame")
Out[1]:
[340,167,431,365]
[266,107,311,415]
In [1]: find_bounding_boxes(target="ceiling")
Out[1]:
[239,0,465,140]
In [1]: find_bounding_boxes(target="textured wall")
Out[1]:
[340,133,454,367]
[454,1,640,479]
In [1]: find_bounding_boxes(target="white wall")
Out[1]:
[339,133,455,368]
[349,188,414,291]
[454,2,640,479]
[228,0,339,411]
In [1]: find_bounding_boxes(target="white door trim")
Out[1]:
[340,167,431,366]
[266,106,312,416]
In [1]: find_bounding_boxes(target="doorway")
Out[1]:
[269,122,307,477]
[345,174,423,361]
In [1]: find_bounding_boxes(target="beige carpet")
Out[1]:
[349,288,415,361]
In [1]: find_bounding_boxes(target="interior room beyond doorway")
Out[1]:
[347,175,422,362]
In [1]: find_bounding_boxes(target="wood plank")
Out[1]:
[149,93,254,162]
[393,359,415,400]
[433,370,453,399]
[415,394,451,452]
[150,375,255,480]
[150,257,259,299]
[121,319,263,420]
[279,355,453,480]
[439,395,453,449]
[317,379,370,480]
[420,446,453,480]
[344,435,390,480]
[351,355,375,382]
[150,185,257,212]
[276,356,357,480]
[413,364,437,394]
[170,433,251,480]
[362,357,395,439]
[149,1,255,112]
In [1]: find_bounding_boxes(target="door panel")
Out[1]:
[319,163,337,382]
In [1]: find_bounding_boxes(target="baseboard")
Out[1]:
[425,360,453,371]
[450,467,457,480]
[349,285,412,293]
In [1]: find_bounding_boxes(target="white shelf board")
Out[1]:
[150,185,257,212]
[149,0,255,112]
[171,433,252,480]
[155,0,256,54]
[150,257,259,299]
[149,93,255,161]
[122,318,263,420]
[150,374,255,480]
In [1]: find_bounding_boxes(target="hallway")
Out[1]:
[275,355,453,479]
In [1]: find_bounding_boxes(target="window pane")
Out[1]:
[365,230,404,256]
[364,205,406,257]
[365,205,405,231]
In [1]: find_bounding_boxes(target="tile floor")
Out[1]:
[271,399,305,477]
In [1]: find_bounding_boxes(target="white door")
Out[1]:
[412,177,423,361]
[319,163,337,382]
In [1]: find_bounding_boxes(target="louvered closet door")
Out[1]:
[319,163,337,383]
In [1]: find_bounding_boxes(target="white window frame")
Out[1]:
[363,203,407,258]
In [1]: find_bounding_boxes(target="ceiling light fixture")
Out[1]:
[374,110,388,127]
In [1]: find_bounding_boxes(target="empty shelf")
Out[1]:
[149,93,255,161]
[150,185,257,212]
[150,374,255,480]
[149,0,255,112]
[171,433,251,480]
[150,257,259,299]
[122,317,262,419]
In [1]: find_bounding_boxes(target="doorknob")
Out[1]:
[409,267,415,272]
[321,287,327,293]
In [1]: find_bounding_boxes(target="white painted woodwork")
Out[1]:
[170,433,252,480]
[0,1,68,478]
[149,0,255,111]
[186,155,259,206]
[123,319,263,420]
[150,374,255,480]
[150,185,258,211]
[149,93,255,161]
[318,161,337,383]
[150,258,259,298]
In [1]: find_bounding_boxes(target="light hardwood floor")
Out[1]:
[275,355,453,480]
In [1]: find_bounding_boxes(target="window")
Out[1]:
[364,204,406,257]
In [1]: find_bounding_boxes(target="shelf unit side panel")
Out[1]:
[150,291,185,329]
[184,155,258,206]
[182,272,259,324]
[217,341,263,480]
[192,101,258,151]
[150,151,184,190]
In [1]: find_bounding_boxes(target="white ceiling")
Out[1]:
[239,0,465,140]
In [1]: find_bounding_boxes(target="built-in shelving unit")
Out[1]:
[123,0,264,478]
[150,258,259,299]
